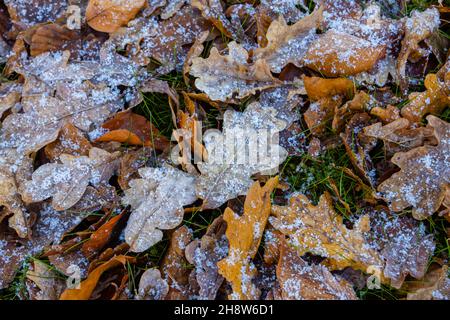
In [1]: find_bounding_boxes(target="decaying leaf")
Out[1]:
[377,115,450,220]
[218,177,278,300]
[276,238,358,300]
[0,82,21,118]
[30,23,80,57]
[137,268,169,300]
[196,103,287,209]
[86,0,147,33]
[190,41,280,102]
[123,165,196,252]
[45,122,92,161]
[271,192,383,272]
[20,148,120,211]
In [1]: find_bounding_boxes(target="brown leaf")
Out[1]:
[30,23,80,57]
[137,268,169,300]
[45,122,92,161]
[26,260,65,300]
[304,30,386,77]
[60,255,135,300]
[96,110,169,151]
[276,238,357,300]
[190,41,281,102]
[304,76,354,101]
[270,192,383,272]
[82,213,124,257]
[401,73,449,123]
[406,265,450,300]
[86,0,146,33]
[377,115,450,220]
[217,177,278,300]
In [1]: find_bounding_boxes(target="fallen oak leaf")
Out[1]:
[26,259,65,300]
[406,265,450,300]
[276,238,358,300]
[30,23,80,57]
[86,0,147,33]
[377,115,450,220]
[60,255,136,300]
[190,41,281,102]
[303,29,386,77]
[45,122,92,161]
[400,73,449,123]
[303,76,354,101]
[123,165,197,252]
[20,148,120,211]
[137,268,169,300]
[96,110,169,151]
[270,192,383,273]
[217,177,278,300]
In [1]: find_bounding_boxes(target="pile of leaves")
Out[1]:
[0,0,449,300]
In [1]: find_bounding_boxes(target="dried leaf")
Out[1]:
[276,238,357,300]
[30,24,80,57]
[0,82,21,118]
[190,41,280,102]
[97,110,169,151]
[82,213,124,257]
[86,0,146,33]
[20,148,120,211]
[406,265,450,300]
[270,192,383,272]
[377,115,450,220]
[137,268,169,300]
[217,177,278,300]
[253,8,322,73]
[304,76,354,101]
[26,260,65,300]
[123,165,196,252]
[45,122,92,161]
[304,30,386,77]
[196,103,287,209]
[401,73,449,123]
[60,255,135,300]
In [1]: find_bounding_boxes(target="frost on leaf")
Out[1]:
[185,215,228,300]
[406,265,450,300]
[0,82,21,118]
[377,115,450,220]
[363,118,436,155]
[397,8,440,90]
[137,268,169,300]
[217,177,278,300]
[104,5,210,73]
[123,165,197,252]
[190,41,280,102]
[86,0,147,33]
[20,148,120,211]
[26,259,65,300]
[4,0,68,28]
[276,238,357,300]
[365,208,435,289]
[270,192,383,272]
[400,73,449,123]
[259,0,308,24]
[196,103,287,209]
[304,30,386,77]
[253,8,322,73]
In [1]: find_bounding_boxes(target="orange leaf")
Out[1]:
[82,213,123,257]
[86,0,146,33]
[60,255,135,300]
[96,110,169,150]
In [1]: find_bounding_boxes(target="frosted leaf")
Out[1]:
[26,259,65,300]
[104,5,210,73]
[137,269,169,300]
[277,239,358,300]
[364,209,435,289]
[161,0,186,19]
[259,0,308,24]
[217,178,278,300]
[123,165,197,252]
[377,115,450,220]
[185,215,227,300]
[397,8,440,90]
[406,265,450,300]
[4,0,68,28]
[0,82,22,118]
[270,192,383,272]
[20,148,121,211]
[253,8,322,73]
[190,41,280,102]
[196,103,287,209]
[363,118,436,155]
